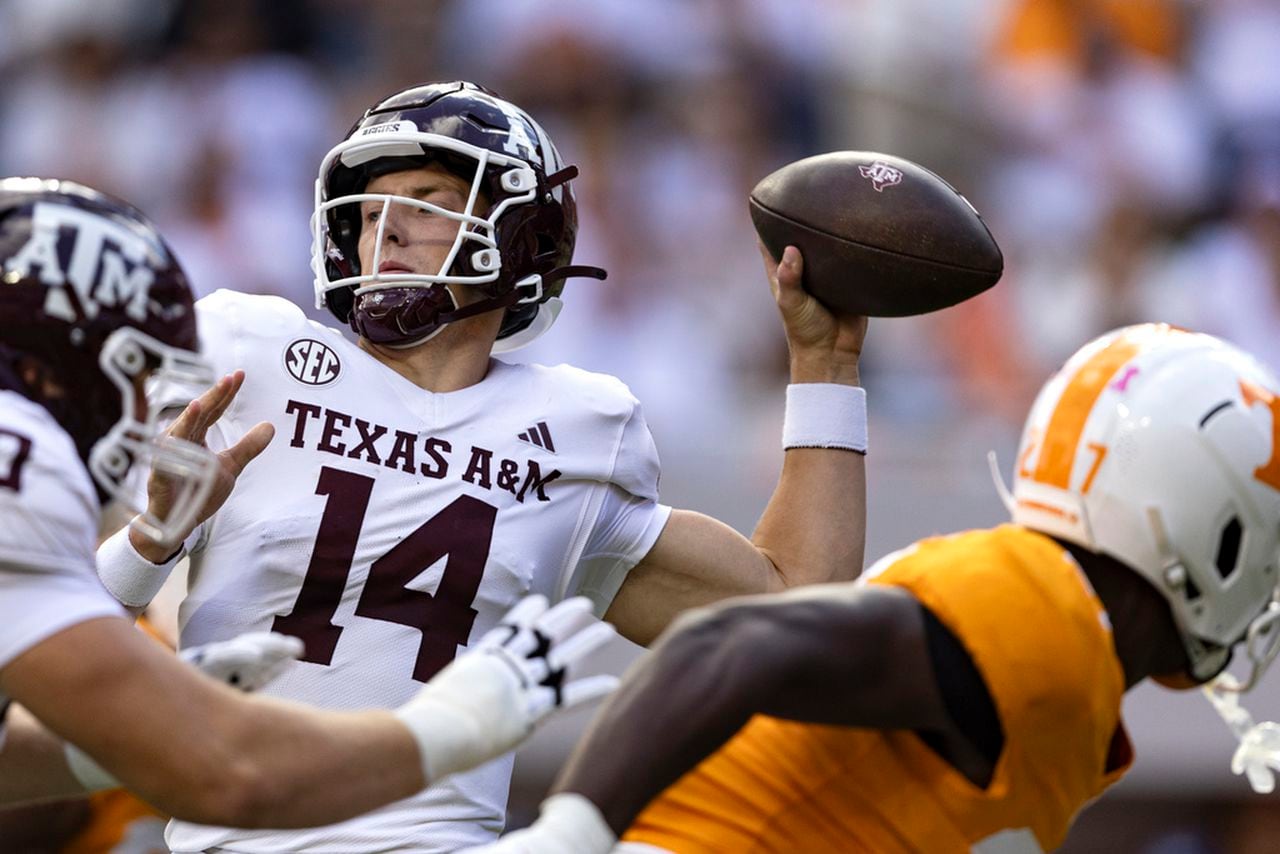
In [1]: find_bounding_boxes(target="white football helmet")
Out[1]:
[1006,324,1280,686]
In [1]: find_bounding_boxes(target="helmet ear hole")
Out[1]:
[1216,516,1244,580]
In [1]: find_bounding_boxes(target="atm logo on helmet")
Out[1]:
[4,202,158,323]
[285,338,342,386]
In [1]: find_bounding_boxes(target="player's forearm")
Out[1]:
[553,606,783,834]
[7,694,424,827]
[1,618,425,828]
[152,595,614,827]
[134,695,425,828]
[752,444,866,588]
[789,349,861,387]
[750,344,867,589]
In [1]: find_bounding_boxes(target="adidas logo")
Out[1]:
[517,421,556,453]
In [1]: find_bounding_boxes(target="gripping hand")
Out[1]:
[396,595,618,782]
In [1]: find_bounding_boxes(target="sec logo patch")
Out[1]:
[284,338,342,386]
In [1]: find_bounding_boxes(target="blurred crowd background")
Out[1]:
[2,0,1279,851]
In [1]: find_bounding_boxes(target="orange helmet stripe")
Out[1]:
[1033,337,1143,489]
[1240,378,1280,491]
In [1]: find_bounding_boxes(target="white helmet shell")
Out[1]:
[1011,324,1280,682]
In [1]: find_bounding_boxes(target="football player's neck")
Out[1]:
[358,320,497,393]
[1058,540,1188,689]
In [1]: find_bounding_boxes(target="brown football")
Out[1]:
[748,151,1003,317]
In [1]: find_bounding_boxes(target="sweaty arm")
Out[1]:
[560,584,949,837]
[0,615,423,827]
[0,594,615,828]
[606,247,868,645]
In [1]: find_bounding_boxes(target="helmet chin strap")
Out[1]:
[546,264,607,285]
[1228,600,1280,693]
[1203,604,1280,794]
[986,450,1015,514]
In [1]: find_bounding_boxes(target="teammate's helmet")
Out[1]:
[1009,324,1280,687]
[312,81,605,351]
[0,178,216,544]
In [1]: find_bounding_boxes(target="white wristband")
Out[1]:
[782,383,867,453]
[96,524,184,609]
[64,743,119,792]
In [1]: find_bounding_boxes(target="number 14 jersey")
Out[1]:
[122,290,671,853]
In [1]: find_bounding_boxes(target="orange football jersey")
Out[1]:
[623,525,1132,853]
[60,790,166,854]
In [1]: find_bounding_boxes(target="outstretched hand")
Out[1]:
[470,594,619,716]
[761,243,867,385]
[131,370,274,561]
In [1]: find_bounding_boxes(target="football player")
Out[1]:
[0,178,618,827]
[477,324,1280,854]
[94,81,869,851]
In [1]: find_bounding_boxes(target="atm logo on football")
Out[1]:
[285,338,342,386]
[858,160,904,192]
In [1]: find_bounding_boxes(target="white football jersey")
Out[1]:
[0,391,126,728]
[154,290,670,853]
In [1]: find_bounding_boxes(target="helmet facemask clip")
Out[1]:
[89,327,218,547]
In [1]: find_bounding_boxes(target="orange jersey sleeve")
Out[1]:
[624,526,1131,854]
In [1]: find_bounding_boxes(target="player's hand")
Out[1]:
[1232,721,1280,794]
[130,370,274,561]
[180,632,305,692]
[458,794,616,854]
[395,596,618,782]
[761,242,867,385]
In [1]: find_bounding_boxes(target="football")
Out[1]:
[748,151,1003,317]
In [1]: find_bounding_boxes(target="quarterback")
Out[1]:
[95,80,869,851]
[0,178,618,827]
[483,324,1280,854]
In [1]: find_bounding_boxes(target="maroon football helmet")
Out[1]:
[312,81,605,350]
[0,178,216,543]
